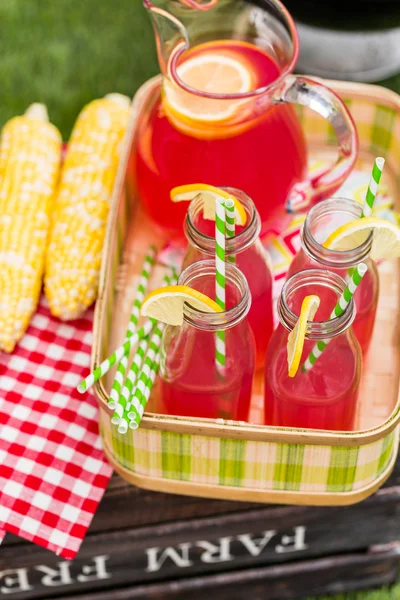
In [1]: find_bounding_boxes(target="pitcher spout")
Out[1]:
[143,1,188,75]
[144,0,222,73]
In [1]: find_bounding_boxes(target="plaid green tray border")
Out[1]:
[101,410,398,494]
[300,88,400,185]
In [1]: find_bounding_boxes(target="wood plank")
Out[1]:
[1,487,400,599]
[46,545,400,600]
[3,454,400,548]
[83,454,400,535]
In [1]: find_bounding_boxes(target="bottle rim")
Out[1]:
[178,259,251,330]
[185,187,261,255]
[301,197,373,268]
[278,268,356,339]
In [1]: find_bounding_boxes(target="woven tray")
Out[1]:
[93,77,400,505]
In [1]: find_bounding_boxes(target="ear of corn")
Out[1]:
[45,94,131,320]
[0,104,62,353]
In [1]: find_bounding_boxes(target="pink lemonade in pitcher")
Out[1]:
[264,270,362,431]
[159,260,255,421]
[136,40,306,235]
[181,188,274,370]
[138,0,358,236]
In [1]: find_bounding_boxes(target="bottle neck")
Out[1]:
[301,197,373,269]
[278,269,355,339]
[178,259,251,330]
[184,187,261,256]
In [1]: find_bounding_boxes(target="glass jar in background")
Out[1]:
[264,269,362,431]
[283,0,400,82]
[287,198,379,354]
[159,259,256,421]
[182,188,274,370]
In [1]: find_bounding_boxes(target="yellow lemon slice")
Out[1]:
[141,285,222,326]
[164,47,253,126]
[171,183,247,226]
[323,217,400,261]
[287,295,320,378]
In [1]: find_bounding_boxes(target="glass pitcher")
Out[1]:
[136,0,358,236]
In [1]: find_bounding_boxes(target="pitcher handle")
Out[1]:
[272,75,358,213]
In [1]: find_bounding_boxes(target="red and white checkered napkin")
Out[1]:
[0,297,112,559]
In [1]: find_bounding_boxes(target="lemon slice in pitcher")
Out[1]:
[164,49,253,127]
[171,183,247,225]
[287,295,320,378]
[323,217,400,261]
[141,285,222,326]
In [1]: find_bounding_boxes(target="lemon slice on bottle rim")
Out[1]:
[287,295,320,378]
[141,285,222,326]
[323,217,400,261]
[171,183,247,226]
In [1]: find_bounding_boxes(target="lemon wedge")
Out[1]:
[323,217,400,261]
[287,295,320,378]
[141,285,222,326]
[164,49,253,125]
[171,183,247,226]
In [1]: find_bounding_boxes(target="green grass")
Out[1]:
[307,587,400,600]
[0,0,158,138]
[0,1,399,598]
[379,73,400,96]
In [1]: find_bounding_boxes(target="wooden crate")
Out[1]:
[1,458,400,599]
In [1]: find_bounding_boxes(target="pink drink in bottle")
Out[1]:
[159,260,255,420]
[264,269,362,431]
[182,188,274,370]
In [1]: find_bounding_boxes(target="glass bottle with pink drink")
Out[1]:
[264,269,362,431]
[181,188,274,370]
[286,198,379,354]
[159,259,255,421]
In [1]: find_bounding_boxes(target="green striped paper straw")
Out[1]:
[124,323,165,430]
[108,246,156,409]
[225,198,236,265]
[215,198,226,369]
[116,270,178,433]
[225,199,235,238]
[124,266,177,407]
[345,158,384,280]
[302,263,368,373]
[111,338,148,426]
[361,157,385,218]
[128,354,160,429]
[77,319,155,393]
